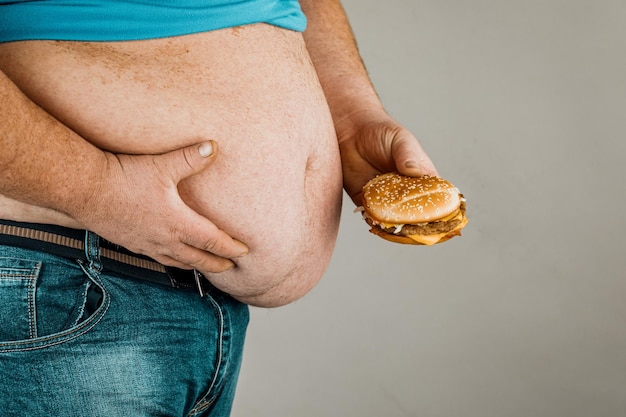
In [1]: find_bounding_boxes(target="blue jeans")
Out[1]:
[0,233,249,417]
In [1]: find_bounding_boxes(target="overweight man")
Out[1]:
[0,1,437,415]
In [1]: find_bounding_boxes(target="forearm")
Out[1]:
[300,0,386,130]
[301,1,439,202]
[0,70,105,220]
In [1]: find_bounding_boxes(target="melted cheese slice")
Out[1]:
[406,212,468,245]
[407,233,449,245]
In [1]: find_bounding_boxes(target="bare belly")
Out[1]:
[0,24,343,301]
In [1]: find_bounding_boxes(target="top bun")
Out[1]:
[362,173,462,224]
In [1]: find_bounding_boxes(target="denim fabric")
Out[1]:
[0,233,249,417]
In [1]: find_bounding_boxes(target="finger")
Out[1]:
[148,242,237,273]
[172,244,236,273]
[157,140,219,182]
[181,216,249,260]
[391,132,439,177]
[150,254,193,270]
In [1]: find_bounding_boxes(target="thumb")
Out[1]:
[392,132,438,177]
[158,140,219,181]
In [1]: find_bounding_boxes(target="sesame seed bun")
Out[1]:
[360,173,468,245]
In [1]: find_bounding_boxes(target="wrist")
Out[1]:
[49,146,111,225]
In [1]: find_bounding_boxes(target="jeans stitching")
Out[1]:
[27,264,40,339]
[188,294,226,416]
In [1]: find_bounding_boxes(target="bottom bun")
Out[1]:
[368,226,463,246]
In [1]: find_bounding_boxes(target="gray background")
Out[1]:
[233,1,626,416]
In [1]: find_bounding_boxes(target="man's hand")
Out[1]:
[75,141,248,273]
[337,111,438,207]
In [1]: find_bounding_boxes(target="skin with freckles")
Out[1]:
[0,0,437,306]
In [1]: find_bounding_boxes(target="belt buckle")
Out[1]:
[193,269,206,297]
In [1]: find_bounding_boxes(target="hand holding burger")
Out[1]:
[358,173,467,245]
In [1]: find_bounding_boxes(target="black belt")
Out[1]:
[0,219,210,296]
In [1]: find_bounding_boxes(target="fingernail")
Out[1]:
[198,142,214,158]
[235,240,249,257]
[405,160,419,169]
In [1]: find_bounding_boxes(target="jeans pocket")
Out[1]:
[0,257,41,342]
[0,254,108,351]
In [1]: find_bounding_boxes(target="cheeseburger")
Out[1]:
[359,173,467,245]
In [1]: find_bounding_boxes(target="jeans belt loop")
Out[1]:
[84,231,103,273]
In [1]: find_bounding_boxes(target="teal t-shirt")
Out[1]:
[0,0,307,42]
